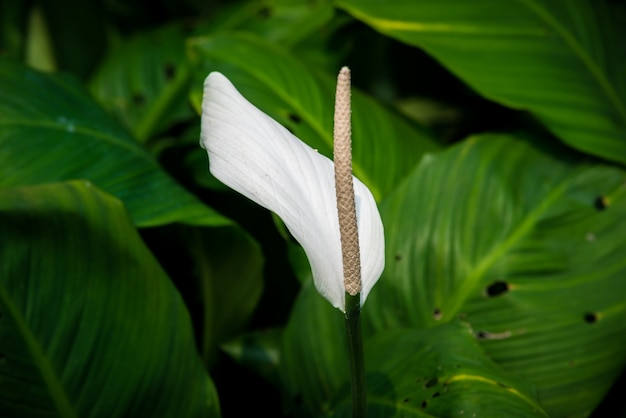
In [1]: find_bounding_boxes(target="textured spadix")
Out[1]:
[200,72,384,311]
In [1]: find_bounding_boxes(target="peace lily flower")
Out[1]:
[200,71,384,312]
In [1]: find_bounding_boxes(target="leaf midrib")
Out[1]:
[443,176,570,319]
[336,5,544,36]
[0,282,78,418]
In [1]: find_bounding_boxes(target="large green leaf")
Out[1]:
[337,0,626,166]
[187,32,440,200]
[0,59,227,228]
[0,181,220,417]
[364,133,626,417]
[280,283,548,417]
[89,24,193,142]
[332,322,547,417]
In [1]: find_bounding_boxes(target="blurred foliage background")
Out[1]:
[2,0,626,417]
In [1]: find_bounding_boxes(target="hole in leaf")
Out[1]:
[421,400,428,409]
[287,113,302,124]
[594,196,609,210]
[164,63,176,81]
[433,309,442,321]
[485,280,509,297]
[132,93,145,105]
[424,377,438,388]
[584,312,598,323]
[475,330,511,340]
[432,392,440,398]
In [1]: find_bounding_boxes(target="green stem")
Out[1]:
[345,292,366,418]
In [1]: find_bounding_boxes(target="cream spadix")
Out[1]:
[200,72,384,311]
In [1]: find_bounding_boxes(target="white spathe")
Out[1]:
[200,72,384,311]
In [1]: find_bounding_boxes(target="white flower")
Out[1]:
[200,72,384,311]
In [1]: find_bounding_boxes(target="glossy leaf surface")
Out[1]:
[0,181,220,417]
[0,60,227,228]
[366,133,626,416]
[89,24,193,142]
[338,0,626,166]
[333,322,547,417]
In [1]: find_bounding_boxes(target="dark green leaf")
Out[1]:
[38,0,106,78]
[187,32,440,200]
[188,226,264,366]
[0,0,29,61]
[89,24,193,142]
[332,322,547,417]
[0,60,228,228]
[280,280,348,416]
[191,0,334,47]
[365,133,626,416]
[0,181,220,417]
[337,0,626,165]
[233,0,334,47]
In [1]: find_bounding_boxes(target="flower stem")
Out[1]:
[345,292,366,418]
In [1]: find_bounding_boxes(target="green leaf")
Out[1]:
[365,133,626,416]
[0,0,29,61]
[280,280,348,416]
[0,181,220,418]
[38,0,107,78]
[188,226,264,366]
[89,24,193,142]
[233,0,335,47]
[281,282,549,417]
[191,0,334,47]
[187,32,440,200]
[140,223,264,369]
[332,322,548,417]
[337,0,626,166]
[0,59,228,228]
